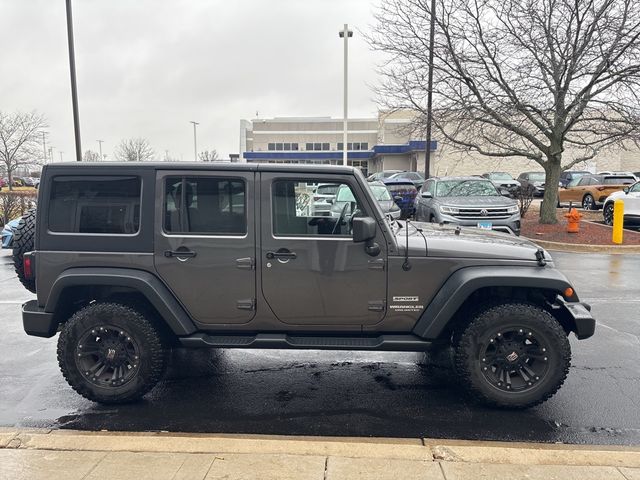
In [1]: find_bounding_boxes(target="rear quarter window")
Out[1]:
[48,176,141,234]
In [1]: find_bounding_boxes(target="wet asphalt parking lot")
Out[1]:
[0,249,639,445]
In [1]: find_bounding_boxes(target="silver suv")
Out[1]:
[415,176,521,235]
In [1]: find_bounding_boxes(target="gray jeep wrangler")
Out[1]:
[14,163,595,408]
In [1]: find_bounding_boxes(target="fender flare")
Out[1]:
[412,266,575,339]
[45,268,196,335]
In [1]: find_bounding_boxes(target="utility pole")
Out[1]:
[423,0,436,178]
[65,0,82,161]
[97,140,104,161]
[59,151,64,162]
[48,147,53,163]
[190,121,199,161]
[42,131,47,164]
[339,24,353,167]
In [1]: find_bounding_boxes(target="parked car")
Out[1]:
[311,183,340,216]
[559,170,591,188]
[15,162,595,409]
[481,172,520,191]
[602,181,640,226]
[381,177,419,218]
[2,177,22,187]
[330,181,401,220]
[20,177,37,187]
[388,171,425,189]
[1,217,21,248]
[367,170,403,182]
[415,176,521,235]
[517,172,546,197]
[558,174,637,210]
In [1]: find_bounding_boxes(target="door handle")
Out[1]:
[164,249,197,258]
[266,250,297,260]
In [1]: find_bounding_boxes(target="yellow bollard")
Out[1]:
[612,199,624,244]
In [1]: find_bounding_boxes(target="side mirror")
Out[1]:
[352,217,376,243]
[352,217,380,256]
[421,191,433,198]
[623,187,630,194]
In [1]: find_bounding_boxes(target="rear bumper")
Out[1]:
[22,300,57,338]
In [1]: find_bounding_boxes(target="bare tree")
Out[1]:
[0,111,47,191]
[199,149,219,162]
[114,138,155,162]
[82,150,101,162]
[369,0,640,223]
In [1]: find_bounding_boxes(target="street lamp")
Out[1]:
[97,140,104,161]
[190,121,199,161]
[339,24,353,167]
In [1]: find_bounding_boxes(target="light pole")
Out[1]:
[423,0,436,178]
[59,151,64,162]
[339,24,353,167]
[97,140,104,161]
[190,121,199,161]
[65,0,82,161]
[42,131,47,164]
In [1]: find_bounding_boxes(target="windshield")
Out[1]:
[370,185,392,201]
[528,172,546,182]
[336,186,356,202]
[489,172,513,180]
[436,180,498,197]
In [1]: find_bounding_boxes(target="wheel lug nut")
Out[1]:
[483,367,488,371]
[497,333,502,337]
[490,339,494,343]
[528,382,532,385]
[506,385,511,390]
[542,348,546,352]
[535,376,539,380]
[528,332,532,336]
[543,357,548,361]
[518,329,523,333]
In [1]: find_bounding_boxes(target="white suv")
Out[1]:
[603,181,640,226]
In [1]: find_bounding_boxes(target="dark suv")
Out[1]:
[14,163,595,409]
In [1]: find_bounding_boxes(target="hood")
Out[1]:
[378,200,400,213]
[394,221,549,262]
[434,195,517,208]
[605,190,628,202]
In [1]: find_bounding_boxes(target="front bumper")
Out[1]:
[556,297,596,340]
[22,300,57,338]
[436,212,521,235]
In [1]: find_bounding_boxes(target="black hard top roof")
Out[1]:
[43,162,358,175]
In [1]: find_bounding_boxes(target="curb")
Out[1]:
[1,428,640,468]
[524,237,640,254]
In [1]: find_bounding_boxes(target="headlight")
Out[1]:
[440,205,459,214]
[506,205,519,214]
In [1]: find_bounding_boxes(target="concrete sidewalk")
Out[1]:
[1,429,639,480]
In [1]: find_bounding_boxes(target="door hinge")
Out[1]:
[236,257,255,270]
[236,299,256,311]
[368,300,386,312]
[368,258,385,270]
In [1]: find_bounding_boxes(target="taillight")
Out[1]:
[23,254,33,279]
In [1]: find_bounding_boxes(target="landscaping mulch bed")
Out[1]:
[521,207,640,245]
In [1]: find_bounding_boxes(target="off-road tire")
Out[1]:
[603,203,614,226]
[582,194,595,211]
[57,303,169,404]
[12,208,36,293]
[454,303,571,409]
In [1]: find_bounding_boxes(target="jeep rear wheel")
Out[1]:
[454,303,570,409]
[12,208,36,293]
[57,303,168,404]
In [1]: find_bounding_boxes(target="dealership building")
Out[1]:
[238,111,640,177]
[238,111,436,177]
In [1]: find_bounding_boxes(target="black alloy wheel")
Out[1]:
[603,203,614,225]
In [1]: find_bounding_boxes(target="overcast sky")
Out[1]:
[0,0,385,161]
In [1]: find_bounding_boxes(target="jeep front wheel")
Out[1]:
[454,303,570,409]
[57,303,168,404]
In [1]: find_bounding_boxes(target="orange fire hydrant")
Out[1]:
[564,205,582,233]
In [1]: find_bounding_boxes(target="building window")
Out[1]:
[268,143,275,151]
[283,143,291,150]
[322,142,330,150]
[292,143,299,150]
[313,143,322,151]
[306,143,313,151]
[164,177,246,235]
[48,176,141,234]
[361,142,368,150]
[338,143,343,150]
[275,142,283,150]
